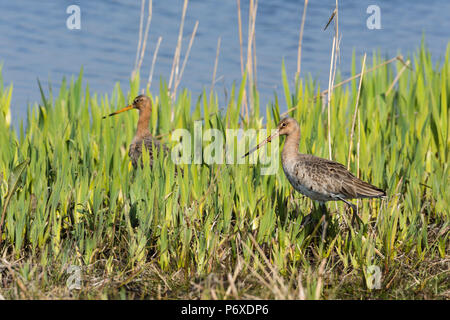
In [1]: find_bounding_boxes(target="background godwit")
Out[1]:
[103,95,168,168]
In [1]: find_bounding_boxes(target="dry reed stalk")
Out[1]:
[334,0,340,64]
[327,1,340,160]
[252,30,258,89]
[132,0,153,80]
[146,36,162,91]
[1,258,31,298]
[314,258,327,299]
[236,0,248,122]
[325,1,340,214]
[248,234,290,297]
[347,53,367,169]
[133,0,145,73]
[246,0,258,118]
[210,37,222,96]
[322,56,404,98]
[296,0,309,81]
[131,0,153,80]
[224,257,242,299]
[136,0,153,73]
[241,235,288,298]
[357,108,360,178]
[168,0,189,93]
[236,0,244,76]
[326,36,336,160]
[297,270,306,300]
[280,55,405,118]
[386,59,411,95]
[172,20,199,101]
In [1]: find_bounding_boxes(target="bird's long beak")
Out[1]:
[242,130,280,158]
[102,105,134,119]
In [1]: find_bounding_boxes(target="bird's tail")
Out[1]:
[354,179,386,199]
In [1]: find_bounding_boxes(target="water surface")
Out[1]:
[0,0,449,126]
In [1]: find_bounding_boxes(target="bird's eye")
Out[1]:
[281,123,287,128]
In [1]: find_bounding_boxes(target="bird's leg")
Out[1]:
[300,200,316,227]
[319,202,328,217]
[338,197,363,227]
[321,218,328,241]
[300,213,313,227]
[319,202,329,241]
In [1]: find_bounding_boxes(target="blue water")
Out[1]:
[1,0,449,126]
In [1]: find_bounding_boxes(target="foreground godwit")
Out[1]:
[244,117,385,224]
[103,95,168,168]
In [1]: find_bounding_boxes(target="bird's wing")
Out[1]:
[298,155,385,199]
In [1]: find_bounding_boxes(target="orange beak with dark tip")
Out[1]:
[242,130,280,158]
[102,105,134,119]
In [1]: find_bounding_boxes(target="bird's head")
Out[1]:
[276,117,299,136]
[242,117,300,158]
[102,94,152,118]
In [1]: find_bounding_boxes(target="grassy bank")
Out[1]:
[0,44,448,299]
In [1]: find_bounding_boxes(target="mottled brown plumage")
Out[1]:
[128,132,169,169]
[103,95,168,168]
[244,117,385,221]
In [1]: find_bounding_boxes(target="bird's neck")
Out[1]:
[136,108,151,138]
[281,130,301,159]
